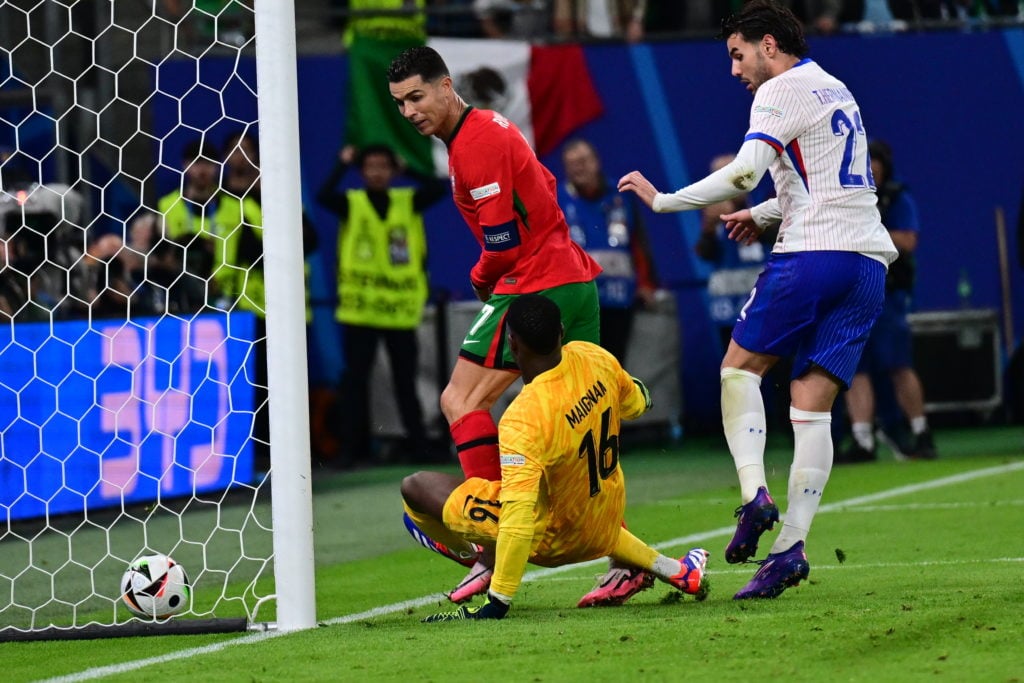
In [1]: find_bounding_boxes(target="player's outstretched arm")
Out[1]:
[617,170,660,209]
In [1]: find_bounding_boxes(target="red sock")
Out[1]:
[450,409,500,481]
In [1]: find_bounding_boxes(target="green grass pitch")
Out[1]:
[4,425,1023,682]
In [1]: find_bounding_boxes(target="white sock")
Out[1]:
[651,554,682,581]
[910,415,928,435]
[773,407,832,554]
[851,421,874,449]
[721,367,766,503]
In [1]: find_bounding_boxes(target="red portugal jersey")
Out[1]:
[447,107,602,294]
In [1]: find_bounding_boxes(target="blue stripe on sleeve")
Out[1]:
[744,132,784,154]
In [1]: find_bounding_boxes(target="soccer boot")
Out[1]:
[733,540,810,600]
[402,513,480,568]
[577,566,656,608]
[724,486,779,564]
[448,563,493,604]
[667,548,710,595]
[907,430,938,460]
[835,441,878,464]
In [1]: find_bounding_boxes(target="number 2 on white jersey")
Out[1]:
[831,109,875,189]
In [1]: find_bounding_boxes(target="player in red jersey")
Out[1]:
[388,47,651,608]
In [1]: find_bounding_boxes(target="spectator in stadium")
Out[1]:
[315,143,447,467]
[552,0,646,41]
[558,138,658,364]
[428,0,484,36]
[474,0,551,38]
[161,0,253,48]
[0,172,87,322]
[388,47,655,608]
[617,0,897,599]
[343,0,426,42]
[778,0,863,33]
[886,0,1017,20]
[224,129,260,201]
[156,138,221,309]
[836,139,936,463]
[400,294,709,620]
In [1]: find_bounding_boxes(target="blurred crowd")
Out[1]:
[0,131,291,324]
[341,0,1022,41]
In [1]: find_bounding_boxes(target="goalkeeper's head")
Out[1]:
[506,294,564,382]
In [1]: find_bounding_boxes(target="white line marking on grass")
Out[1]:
[47,460,1024,683]
[838,500,1024,512]
[537,556,1024,580]
[38,632,281,683]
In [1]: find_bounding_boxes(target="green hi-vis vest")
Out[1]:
[158,190,222,241]
[213,194,266,319]
[343,0,425,43]
[336,187,427,330]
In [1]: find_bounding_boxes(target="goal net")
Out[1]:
[0,0,314,639]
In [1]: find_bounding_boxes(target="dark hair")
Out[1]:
[356,144,399,170]
[561,137,597,159]
[386,46,450,84]
[183,138,220,164]
[868,139,893,180]
[224,129,259,161]
[507,294,561,356]
[720,0,809,58]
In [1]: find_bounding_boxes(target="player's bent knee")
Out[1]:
[400,472,427,507]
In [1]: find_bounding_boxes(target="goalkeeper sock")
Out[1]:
[402,507,479,568]
[450,409,500,481]
[609,526,660,571]
[721,367,767,503]
[773,407,832,553]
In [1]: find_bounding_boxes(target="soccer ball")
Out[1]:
[120,553,191,619]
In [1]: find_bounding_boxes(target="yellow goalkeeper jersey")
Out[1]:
[490,341,650,598]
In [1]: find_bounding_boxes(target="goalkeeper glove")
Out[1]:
[421,591,510,623]
[631,376,652,412]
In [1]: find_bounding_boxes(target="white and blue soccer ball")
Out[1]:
[120,553,191,619]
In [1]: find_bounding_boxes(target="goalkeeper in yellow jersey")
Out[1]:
[401,294,709,621]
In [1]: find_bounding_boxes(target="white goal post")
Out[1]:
[0,0,315,640]
[254,0,317,634]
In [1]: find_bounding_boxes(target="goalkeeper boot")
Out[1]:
[733,540,810,600]
[724,486,779,564]
[448,562,493,604]
[668,548,710,595]
[577,566,655,608]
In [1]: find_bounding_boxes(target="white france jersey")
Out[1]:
[747,59,897,266]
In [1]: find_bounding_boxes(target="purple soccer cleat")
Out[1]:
[733,540,810,600]
[725,486,779,564]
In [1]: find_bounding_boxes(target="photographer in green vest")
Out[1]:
[317,143,448,467]
[156,138,222,312]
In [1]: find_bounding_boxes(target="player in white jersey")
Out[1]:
[618,0,897,599]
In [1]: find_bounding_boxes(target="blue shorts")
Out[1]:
[856,290,913,373]
[731,251,886,388]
